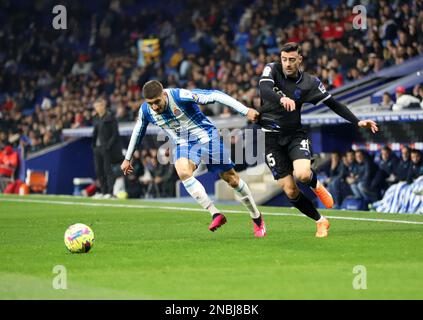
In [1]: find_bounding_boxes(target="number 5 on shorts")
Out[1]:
[266,153,276,167]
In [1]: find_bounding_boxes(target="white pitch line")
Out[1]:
[2,198,423,225]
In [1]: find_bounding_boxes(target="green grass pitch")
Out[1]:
[1,194,423,299]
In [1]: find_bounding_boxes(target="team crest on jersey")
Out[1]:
[294,89,302,100]
[173,107,182,116]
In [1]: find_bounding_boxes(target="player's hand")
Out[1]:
[121,159,134,175]
[246,108,260,122]
[358,120,379,133]
[280,97,296,112]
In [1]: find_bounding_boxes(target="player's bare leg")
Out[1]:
[175,158,226,232]
[220,169,266,237]
[293,159,334,209]
[277,174,330,237]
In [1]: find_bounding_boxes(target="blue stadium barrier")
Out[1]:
[24,138,95,195]
[341,197,369,211]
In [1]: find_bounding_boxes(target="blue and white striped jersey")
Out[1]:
[125,88,249,161]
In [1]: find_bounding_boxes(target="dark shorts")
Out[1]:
[264,129,313,180]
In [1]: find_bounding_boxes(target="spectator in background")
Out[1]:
[139,155,154,198]
[342,150,356,182]
[29,133,43,154]
[379,92,393,110]
[91,98,123,199]
[370,146,399,198]
[71,55,92,76]
[338,150,356,204]
[348,150,377,202]
[392,86,421,111]
[407,149,423,184]
[155,148,178,197]
[147,156,166,198]
[124,150,145,199]
[160,164,178,198]
[395,146,412,182]
[0,131,8,149]
[320,151,345,208]
[116,104,130,122]
[414,85,423,109]
[0,145,19,178]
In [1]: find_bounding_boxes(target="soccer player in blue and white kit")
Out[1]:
[121,80,266,237]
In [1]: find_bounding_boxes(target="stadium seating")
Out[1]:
[25,169,49,194]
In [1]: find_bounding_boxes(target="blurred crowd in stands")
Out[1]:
[1,0,423,199]
[317,145,423,208]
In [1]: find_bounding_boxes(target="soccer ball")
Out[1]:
[116,191,128,199]
[64,223,95,253]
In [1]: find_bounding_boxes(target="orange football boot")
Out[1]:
[312,180,334,209]
[315,217,330,238]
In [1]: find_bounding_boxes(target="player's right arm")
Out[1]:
[259,63,296,111]
[121,106,149,175]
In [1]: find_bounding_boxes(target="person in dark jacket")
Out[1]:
[349,150,377,201]
[92,98,123,198]
[370,146,399,198]
[323,152,345,208]
[124,150,145,199]
[407,149,423,184]
[395,146,411,182]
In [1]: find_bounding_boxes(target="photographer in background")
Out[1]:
[92,98,123,199]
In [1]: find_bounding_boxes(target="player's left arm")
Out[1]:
[307,77,378,133]
[323,97,378,133]
[186,89,259,122]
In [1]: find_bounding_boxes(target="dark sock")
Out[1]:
[289,192,321,221]
[305,170,318,189]
[212,213,221,220]
[253,216,262,227]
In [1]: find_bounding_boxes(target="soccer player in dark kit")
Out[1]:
[258,42,378,238]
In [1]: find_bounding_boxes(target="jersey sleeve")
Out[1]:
[305,77,332,105]
[183,88,249,116]
[259,63,277,84]
[124,105,149,161]
[259,63,283,105]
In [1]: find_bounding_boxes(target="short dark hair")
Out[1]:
[142,80,163,99]
[411,149,422,156]
[355,149,366,156]
[281,42,301,54]
[93,97,107,108]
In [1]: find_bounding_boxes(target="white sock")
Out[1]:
[233,179,260,219]
[183,176,220,216]
[316,216,326,223]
